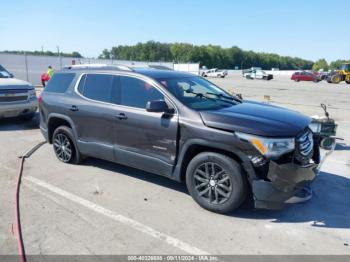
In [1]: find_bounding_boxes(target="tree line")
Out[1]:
[312,58,350,71]
[99,41,316,70]
[1,50,83,58]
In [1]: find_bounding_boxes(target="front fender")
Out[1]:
[171,138,257,182]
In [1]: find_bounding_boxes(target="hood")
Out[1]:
[200,101,311,137]
[0,78,33,90]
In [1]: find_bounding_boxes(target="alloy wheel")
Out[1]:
[53,133,73,162]
[193,162,232,204]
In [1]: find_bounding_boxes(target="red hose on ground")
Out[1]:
[14,156,26,262]
[13,141,46,262]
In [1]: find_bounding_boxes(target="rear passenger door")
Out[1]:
[113,75,178,176]
[67,73,118,161]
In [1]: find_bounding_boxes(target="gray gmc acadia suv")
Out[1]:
[39,66,321,213]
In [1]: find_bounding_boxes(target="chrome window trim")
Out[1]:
[73,72,178,114]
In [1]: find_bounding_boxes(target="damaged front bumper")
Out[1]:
[252,161,318,210]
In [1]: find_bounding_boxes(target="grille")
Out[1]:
[320,123,337,136]
[296,129,314,157]
[0,95,28,102]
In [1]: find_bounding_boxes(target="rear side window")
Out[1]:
[77,74,86,94]
[81,74,114,103]
[120,76,164,109]
[45,73,76,93]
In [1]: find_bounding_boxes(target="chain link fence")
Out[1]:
[0,53,174,86]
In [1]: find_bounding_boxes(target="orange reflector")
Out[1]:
[252,139,267,154]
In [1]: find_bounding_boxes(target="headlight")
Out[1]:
[28,89,36,99]
[308,122,321,134]
[236,132,295,158]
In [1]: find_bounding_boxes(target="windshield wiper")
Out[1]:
[185,90,238,105]
[205,92,241,103]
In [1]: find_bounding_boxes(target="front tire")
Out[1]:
[52,126,82,164]
[331,74,342,84]
[186,152,247,214]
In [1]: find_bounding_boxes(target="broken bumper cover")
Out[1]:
[252,161,318,210]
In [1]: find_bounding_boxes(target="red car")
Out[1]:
[291,71,320,82]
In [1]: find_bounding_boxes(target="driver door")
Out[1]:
[113,75,178,176]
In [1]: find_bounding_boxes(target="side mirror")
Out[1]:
[146,100,173,114]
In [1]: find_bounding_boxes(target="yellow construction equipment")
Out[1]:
[327,63,350,84]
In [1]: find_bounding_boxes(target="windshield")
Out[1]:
[0,65,13,78]
[340,64,350,71]
[156,76,240,110]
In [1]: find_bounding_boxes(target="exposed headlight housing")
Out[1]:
[236,132,295,158]
[308,122,321,134]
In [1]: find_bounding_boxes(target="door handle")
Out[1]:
[69,105,79,112]
[115,113,127,120]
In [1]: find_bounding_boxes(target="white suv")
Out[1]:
[0,65,38,119]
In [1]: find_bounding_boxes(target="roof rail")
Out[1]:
[63,64,134,71]
[147,65,173,70]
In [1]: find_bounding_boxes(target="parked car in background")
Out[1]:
[0,64,37,119]
[40,67,323,213]
[317,71,329,81]
[243,69,273,80]
[291,71,320,82]
[202,68,228,78]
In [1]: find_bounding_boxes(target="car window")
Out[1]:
[120,76,164,109]
[45,73,76,93]
[178,80,212,98]
[77,74,86,94]
[0,65,12,78]
[82,74,114,103]
[157,76,238,111]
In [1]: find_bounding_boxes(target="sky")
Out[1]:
[1,0,349,62]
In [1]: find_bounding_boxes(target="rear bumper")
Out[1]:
[252,161,318,210]
[0,99,38,118]
[40,126,49,142]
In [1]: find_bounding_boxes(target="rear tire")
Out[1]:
[52,126,82,164]
[331,74,342,84]
[186,152,247,214]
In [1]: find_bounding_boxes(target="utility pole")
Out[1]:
[57,46,62,69]
[24,52,29,82]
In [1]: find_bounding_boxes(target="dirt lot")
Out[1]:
[1,74,349,256]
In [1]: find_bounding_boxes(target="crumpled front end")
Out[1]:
[252,161,318,209]
[248,128,321,210]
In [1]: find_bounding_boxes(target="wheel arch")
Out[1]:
[172,139,257,183]
[47,114,76,144]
